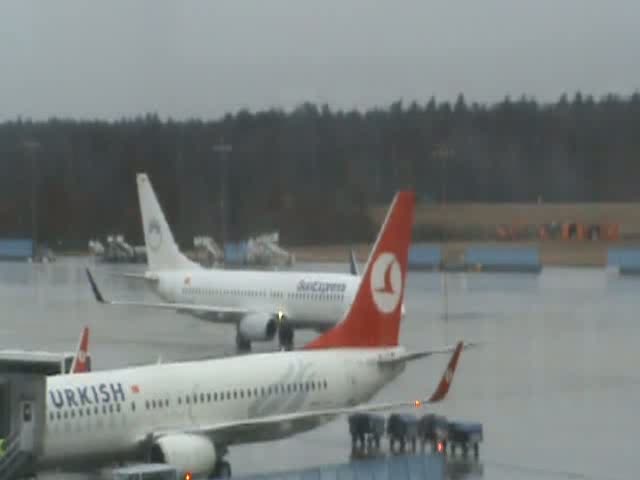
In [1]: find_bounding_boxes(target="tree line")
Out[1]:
[0,92,639,248]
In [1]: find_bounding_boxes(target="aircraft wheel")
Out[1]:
[278,324,294,350]
[213,459,232,478]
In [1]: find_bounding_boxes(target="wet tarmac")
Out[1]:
[0,257,637,479]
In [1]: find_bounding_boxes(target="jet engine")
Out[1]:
[150,433,217,477]
[238,313,278,342]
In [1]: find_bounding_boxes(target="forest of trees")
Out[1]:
[0,92,639,248]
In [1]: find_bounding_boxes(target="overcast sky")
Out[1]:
[1,0,638,121]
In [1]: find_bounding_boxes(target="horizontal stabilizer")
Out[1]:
[110,272,159,282]
[377,341,482,366]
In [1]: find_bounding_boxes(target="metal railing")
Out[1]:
[0,430,35,480]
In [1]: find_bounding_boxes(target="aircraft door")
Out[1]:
[345,363,358,406]
[19,400,35,452]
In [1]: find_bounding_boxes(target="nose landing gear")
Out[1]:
[278,323,294,351]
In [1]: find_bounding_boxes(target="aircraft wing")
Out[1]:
[86,269,251,316]
[146,342,464,446]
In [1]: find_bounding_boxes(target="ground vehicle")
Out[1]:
[417,414,449,452]
[448,421,483,457]
[348,413,385,451]
[386,413,419,453]
[111,463,180,480]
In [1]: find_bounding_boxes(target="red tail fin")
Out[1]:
[304,191,415,349]
[71,326,90,374]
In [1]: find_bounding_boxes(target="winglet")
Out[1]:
[349,248,360,276]
[426,341,463,403]
[70,326,90,374]
[86,268,106,303]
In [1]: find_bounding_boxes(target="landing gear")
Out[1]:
[212,444,232,478]
[235,331,252,353]
[212,459,232,478]
[278,323,294,351]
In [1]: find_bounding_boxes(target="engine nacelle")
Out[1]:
[150,433,217,477]
[238,313,278,341]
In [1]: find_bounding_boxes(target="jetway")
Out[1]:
[0,351,89,479]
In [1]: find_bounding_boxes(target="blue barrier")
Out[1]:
[0,238,33,260]
[463,246,541,273]
[408,244,442,271]
[607,247,640,274]
[224,242,248,264]
[232,453,445,480]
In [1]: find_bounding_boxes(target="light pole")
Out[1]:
[212,140,232,247]
[432,144,454,323]
[23,139,40,260]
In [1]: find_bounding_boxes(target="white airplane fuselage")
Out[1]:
[39,347,406,471]
[154,269,360,331]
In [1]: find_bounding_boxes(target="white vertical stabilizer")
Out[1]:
[137,173,200,271]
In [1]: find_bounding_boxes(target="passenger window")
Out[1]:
[70,410,75,418]
[207,393,211,402]
[233,391,237,399]
[193,393,198,403]
[213,393,218,401]
[56,412,61,420]
[79,409,83,417]
[109,404,114,414]
[261,387,266,396]
[94,406,99,415]
[178,397,182,405]
[287,384,291,393]
[63,411,68,419]
[240,390,244,399]
[145,401,150,410]
[49,413,54,421]
[311,382,316,390]
[116,404,121,413]
[226,391,231,400]
[152,400,156,409]
[324,380,328,389]
[131,402,136,412]
[200,393,205,403]
[87,407,91,416]
[247,389,251,398]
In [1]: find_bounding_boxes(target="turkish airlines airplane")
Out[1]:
[89,173,406,352]
[37,190,470,479]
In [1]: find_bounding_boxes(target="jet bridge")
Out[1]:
[0,350,84,479]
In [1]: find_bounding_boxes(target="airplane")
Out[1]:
[89,172,404,352]
[36,190,473,479]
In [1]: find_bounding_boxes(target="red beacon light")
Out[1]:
[184,472,193,480]
[413,399,422,408]
[437,441,444,453]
